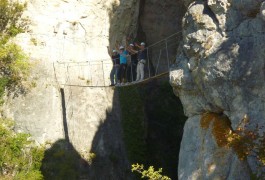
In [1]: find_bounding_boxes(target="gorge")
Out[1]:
[1,0,265,179]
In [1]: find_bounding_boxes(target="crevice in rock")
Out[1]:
[202,1,224,36]
[60,88,69,143]
[202,3,219,25]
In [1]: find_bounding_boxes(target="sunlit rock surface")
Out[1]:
[2,0,265,178]
[2,0,139,179]
[2,1,139,178]
[170,0,265,179]
[3,0,139,144]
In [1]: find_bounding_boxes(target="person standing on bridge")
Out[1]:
[126,43,138,82]
[128,42,147,82]
[110,49,120,86]
[117,45,129,84]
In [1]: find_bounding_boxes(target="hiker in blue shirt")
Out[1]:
[118,45,129,84]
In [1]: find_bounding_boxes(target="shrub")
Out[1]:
[0,0,31,98]
[0,118,44,179]
[0,1,41,179]
[0,0,27,37]
[131,163,171,180]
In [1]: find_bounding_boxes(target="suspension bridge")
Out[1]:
[58,31,182,88]
[16,31,182,88]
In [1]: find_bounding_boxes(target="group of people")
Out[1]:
[110,42,147,86]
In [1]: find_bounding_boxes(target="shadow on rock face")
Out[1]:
[41,87,132,180]
[41,139,90,180]
[86,90,134,180]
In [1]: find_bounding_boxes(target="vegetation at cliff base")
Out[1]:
[132,163,171,180]
[0,119,44,179]
[0,1,43,179]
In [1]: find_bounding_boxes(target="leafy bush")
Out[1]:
[0,0,27,38]
[0,42,30,96]
[0,1,41,179]
[132,163,171,180]
[0,0,30,99]
[0,118,44,179]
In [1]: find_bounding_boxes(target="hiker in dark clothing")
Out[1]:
[126,43,138,82]
[110,50,120,86]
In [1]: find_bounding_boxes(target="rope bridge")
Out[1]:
[15,31,182,88]
[52,31,182,88]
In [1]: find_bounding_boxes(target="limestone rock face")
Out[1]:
[2,0,139,177]
[3,0,139,142]
[170,0,265,179]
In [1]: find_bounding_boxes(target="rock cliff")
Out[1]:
[3,0,184,158]
[3,0,264,179]
[170,0,265,179]
[2,0,140,178]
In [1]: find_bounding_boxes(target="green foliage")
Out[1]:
[132,163,171,180]
[0,0,31,99]
[0,2,38,178]
[80,151,96,165]
[0,0,27,37]
[0,77,9,104]
[0,118,44,180]
[0,42,30,82]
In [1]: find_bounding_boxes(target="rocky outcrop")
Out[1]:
[170,0,265,179]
